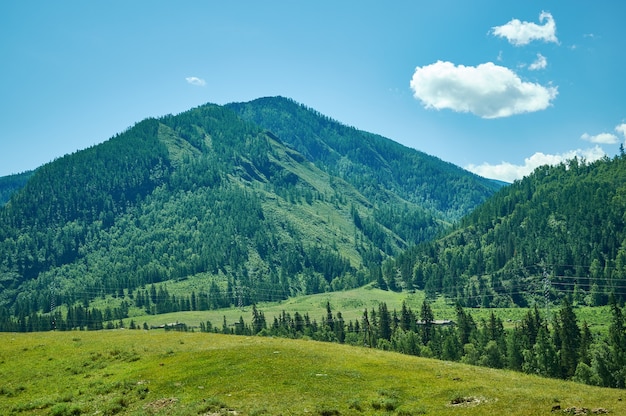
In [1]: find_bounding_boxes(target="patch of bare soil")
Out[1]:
[551,405,609,414]
[448,396,486,407]
[202,410,239,416]
[143,397,178,413]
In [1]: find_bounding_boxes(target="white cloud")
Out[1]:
[409,61,558,118]
[185,76,206,87]
[466,146,606,182]
[529,53,547,70]
[615,123,626,138]
[491,11,558,46]
[581,132,618,144]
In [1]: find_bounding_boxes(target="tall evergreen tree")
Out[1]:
[419,300,434,345]
[556,298,580,378]
[378,302,392,341]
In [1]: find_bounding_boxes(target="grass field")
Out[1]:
[120,286,613,335]
[1,330,623,415]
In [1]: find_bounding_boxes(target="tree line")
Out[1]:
[5,282,626,389]
[205,298,626,389]
[384,154,626,308]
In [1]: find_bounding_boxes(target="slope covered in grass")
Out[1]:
[1,330,622,415]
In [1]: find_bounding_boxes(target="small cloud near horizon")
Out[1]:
[185,76,206,87]
[466,146,606,183]
[581,132,618,144]
[491,11,559,46]
[410,60,557,118]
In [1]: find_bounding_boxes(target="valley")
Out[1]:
[1,97,626,412]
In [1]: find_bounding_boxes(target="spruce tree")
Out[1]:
[419,300,434,345]
[378,303,392,341]
[556,298,580,378]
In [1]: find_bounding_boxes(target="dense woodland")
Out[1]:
[228,97,501,220]
[0,98,497,322]
[0,170,34,206]
[386,153,626,307]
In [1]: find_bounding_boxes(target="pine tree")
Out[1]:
[362,309,373,347]
[335,311,345,343]
[251,304,266,334]
[455,303,476,346]
[419,300,434,345]
[325,301,334,332]
[606,299,626,387]
[556,298,580,378]
[400,301,414,331]
[378,303,392,341]
[507,328,524,371]
[524,325,559,378]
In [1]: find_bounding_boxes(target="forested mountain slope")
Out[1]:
[386,155,626,307]
[0,99,500,324]
[0,170,34,206]
[227,97,501,221]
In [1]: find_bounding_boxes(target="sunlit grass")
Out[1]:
[117,285,612,337]
[0,330,624,415]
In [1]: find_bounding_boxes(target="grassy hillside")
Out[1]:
[113,286,611,334]
[117,286,612,334]
[1,330,622,415]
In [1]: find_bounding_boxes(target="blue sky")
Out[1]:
[1,1,624,181]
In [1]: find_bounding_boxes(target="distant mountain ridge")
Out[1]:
[227,97,500,221]
[0,97,501,325]
[0,170,34,206]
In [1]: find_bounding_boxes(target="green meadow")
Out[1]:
[1,329,623,415]
[120,286,612,335]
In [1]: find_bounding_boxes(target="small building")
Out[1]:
[416,319,455,326]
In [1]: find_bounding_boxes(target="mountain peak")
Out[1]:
[0,97,500,324]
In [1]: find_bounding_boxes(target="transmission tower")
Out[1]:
[542,268,551,320]
[50,283,57,330]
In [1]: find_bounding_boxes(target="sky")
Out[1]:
[1,1,625,182]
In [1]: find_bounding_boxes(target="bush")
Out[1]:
[49,403,81,416]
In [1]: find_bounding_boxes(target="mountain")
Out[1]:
[227,97,501,221]
[385,154,626,307]
[0,97,500,326]
[0,170,34,206]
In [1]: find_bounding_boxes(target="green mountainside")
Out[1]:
[0,170,34,206]
[0,98,499,324]
[386,154,626,307]
[227,97,500,221]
